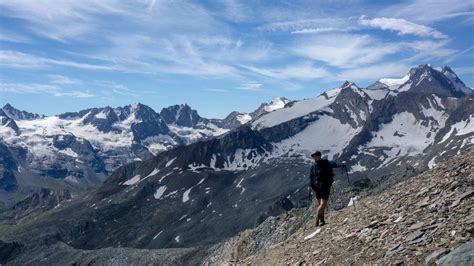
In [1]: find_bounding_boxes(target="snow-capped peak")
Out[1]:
[378,75,409,87]
[263,97,290,112]
[2,103,44,121]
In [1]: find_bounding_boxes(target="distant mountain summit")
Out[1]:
[367,64,472,99]
[2,104,44,121]
[160,104,202,127]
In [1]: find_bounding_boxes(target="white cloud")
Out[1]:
[237,82,263,91]
[52,91,94,98]
[378,0,474,24]
[203,88,229,93]
[0,31,30,43]
[243,63,330,80]
[291,34,401,68]
[403,40,457,62]
[48,75,81,85]
[0,0,125,41]
[453,66,474,75]
[291,27,350,34]
[0,82,94,98]
[258,18,354,33]
[337,62,411,81]
[93,80,139,97]
[0,50,119,71]
[359,16,447,39]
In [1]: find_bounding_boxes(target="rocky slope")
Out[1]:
[205,148,474,265]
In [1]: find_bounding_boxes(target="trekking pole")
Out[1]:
[343,165,357,211]
[302,190,314,230]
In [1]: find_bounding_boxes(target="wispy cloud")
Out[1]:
[243,63,329,80]
[0,31,30,43]
[237,82,263,91]
[453,66,474,75]
[0,50,119,71]
[290,34,401,68]
[0,0,125,41]
[258,18,355,33]
[203,88,229,93]
[53,90,94,98]
[359,16,447,39]
[93,80,139,97]
[48,75,81,85]
[337,62,411,81]
[291,27,350,34]
[378,0,474,24]
[403,40,457,63]
[0,82,94,98]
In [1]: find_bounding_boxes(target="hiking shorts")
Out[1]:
[311,182,332,200]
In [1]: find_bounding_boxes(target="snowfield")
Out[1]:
[252,88,340,129]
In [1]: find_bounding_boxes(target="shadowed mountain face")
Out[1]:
[0,65,472,258]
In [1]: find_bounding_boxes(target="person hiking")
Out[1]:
[308,151,346,226]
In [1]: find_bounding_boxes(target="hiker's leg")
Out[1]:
[320,199,328,215]
[317,198,325,216]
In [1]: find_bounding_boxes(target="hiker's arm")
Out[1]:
[329,160,347,168]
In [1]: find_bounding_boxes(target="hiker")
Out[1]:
[308,151,346,226]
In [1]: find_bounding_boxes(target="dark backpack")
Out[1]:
[315,159,335,184]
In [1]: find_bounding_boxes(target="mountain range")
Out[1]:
[0,64,473,261]
[0,97,290,203]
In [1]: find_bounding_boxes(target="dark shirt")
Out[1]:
[309,159,342,187]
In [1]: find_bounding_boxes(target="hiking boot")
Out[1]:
[319,215,326,226]
[316,215,320,226]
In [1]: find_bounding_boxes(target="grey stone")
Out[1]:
[406,230,424,242]
[450,190,474,208]
[437,242,474,266]
[408,222,424,231]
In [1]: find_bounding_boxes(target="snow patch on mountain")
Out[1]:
[14,117,134,151]
[123,175,141,185]
[264,97,289,112]
[379,75,409,88]
[182,187,192,203]
[363,111,445,167]
[166,157,177,167]
[252,89,339,129]
[236,114,252,124]
[420,98,448,126]
[364,88,388,100]
[141,135,178,155]
[154,186,167,199]
[451,115,474,136]
[143,168,160,180]
[168,123,228,144]
[59,148,79,158]
[275,115,359,160]
[94,112,107,119]
[349,162,367,173]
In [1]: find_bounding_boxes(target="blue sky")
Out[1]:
[0,0,473,118]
